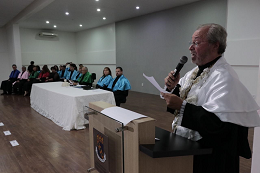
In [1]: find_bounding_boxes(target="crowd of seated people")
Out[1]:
[1,62,131,106]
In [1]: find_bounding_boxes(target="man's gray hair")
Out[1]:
[197,23,227,54]
[82,66,88,71]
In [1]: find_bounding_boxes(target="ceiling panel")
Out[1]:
[19,0,199,32]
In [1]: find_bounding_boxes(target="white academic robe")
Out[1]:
[175,57,260,141]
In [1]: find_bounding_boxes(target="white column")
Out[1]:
[6,24,22,68]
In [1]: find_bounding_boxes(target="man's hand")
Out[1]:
[164,71,180,91]
[73,82,78,86]
[161,92,183,111]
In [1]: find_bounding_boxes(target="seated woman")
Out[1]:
[23,66,40,96]
[73,67,92,86]
[13,66,29,94]
[96,67,113,89]
[34,65,50,83]
[46,66,60,82]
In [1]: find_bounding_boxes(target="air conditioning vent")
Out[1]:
[38,32,58,38]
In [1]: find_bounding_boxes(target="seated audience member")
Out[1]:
[46,66,60,82]
[58,65,67,80]
[73,67,92,86]
[54,65,59,72]
[79,64,83,69]
[75,66,82,81]
[23,66,40,96]
[28,61,34,73]
[1,64,20,95]
[65,63,79,81]
[36,65,41,72]
[107,67,131,106]
[13,66,29,94]
[34,65,50,83]
[96,67,113,89]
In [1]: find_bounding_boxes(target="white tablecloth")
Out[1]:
[30,82,115,131]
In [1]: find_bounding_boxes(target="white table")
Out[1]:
[30,82,115,131]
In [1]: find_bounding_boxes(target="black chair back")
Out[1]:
[91,73,96,83]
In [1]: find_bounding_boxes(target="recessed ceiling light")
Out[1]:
[46,21,49,24]
[54,25,57,28]
[103,17,106,20]
[97,8,101,12]
[65,12,69,15]
[136,6,140,9]
[79,24,82,27]
[95,0,99,1]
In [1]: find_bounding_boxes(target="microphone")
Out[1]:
[173,56,188,78]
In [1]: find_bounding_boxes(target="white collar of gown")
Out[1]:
[175,57,260,140]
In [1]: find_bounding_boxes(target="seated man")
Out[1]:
[1,64,20,95]
[13,66,29,94]
[73,67,92,85]
[58,65,68,81]
[65,63,79,81]
[75,66,82,81]
[46,66,60,82]
[107,67,131,106]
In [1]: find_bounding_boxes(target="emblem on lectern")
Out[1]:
[93,128,109,173]
[95,134,107,163]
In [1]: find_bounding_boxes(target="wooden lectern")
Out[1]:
[88,101,211,173]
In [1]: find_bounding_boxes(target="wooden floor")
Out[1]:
[0,91,253,173]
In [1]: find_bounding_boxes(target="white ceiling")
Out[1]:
[0,0,34,27]
[6,0,200,32]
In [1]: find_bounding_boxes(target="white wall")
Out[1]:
[226,0,260,97]
[0,27,11,82]
[226,0,260,172]
[76,23,116,83]
[20,28,77,66]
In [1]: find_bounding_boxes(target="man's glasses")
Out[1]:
[189,41,208,47]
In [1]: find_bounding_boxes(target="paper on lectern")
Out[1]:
[101,107,147,125]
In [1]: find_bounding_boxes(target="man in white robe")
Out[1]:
[161,23,260,173]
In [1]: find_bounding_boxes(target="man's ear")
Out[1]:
[213,42,220,52]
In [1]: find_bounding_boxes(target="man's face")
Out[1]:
[70,66,74,71]
[51,69,56,73]
[116,69,123,76]
[22,67,26,72]
[189,27,215,66]
[12,66,17,70]
[82,68,87,75]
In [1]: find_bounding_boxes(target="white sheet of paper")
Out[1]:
[4,131,11,136]
[10,140,19,147]
[101,107,147,125]
[143,73,169,93]
[0,122,4,126]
